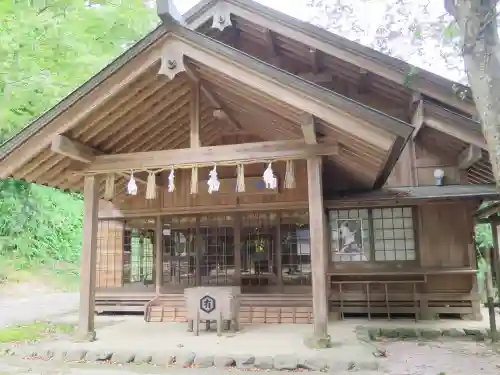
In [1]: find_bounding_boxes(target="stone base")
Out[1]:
[303,334,331,349]
[73,330,96,343]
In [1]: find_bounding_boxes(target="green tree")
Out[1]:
[0,0,157,270]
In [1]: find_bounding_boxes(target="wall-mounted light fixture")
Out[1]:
[433,168,445,186]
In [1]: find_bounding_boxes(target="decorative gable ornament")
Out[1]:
[211,3,233,31]
[158,41,186,80]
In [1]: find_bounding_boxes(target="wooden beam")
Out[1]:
[458,144,482,170]
[298,72,333,84]
[301,114,317,144]
[51,135,153,188]
[307,156,329,343]
[411,99,424,139]
[184,63,241,130]
[83,140,339,173]
[76,175,100,340]
[51,134,98,164]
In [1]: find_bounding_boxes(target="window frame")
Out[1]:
[327,206,419,265]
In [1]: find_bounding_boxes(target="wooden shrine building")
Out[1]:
[0,0,498,344]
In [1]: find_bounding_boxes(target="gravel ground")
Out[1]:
[0,292,79,327]
[380,340,500,375]
[0,289,499,374]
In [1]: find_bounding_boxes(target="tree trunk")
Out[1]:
[445,0,500,186]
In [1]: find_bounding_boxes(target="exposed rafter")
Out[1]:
[358,69,371,95]
[264,29,280,66]
[184,62,242,130]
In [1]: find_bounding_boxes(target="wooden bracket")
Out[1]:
[158,41,186,80]
[51,134,99,163]
[212,3,233,31]
[51,135,151,188]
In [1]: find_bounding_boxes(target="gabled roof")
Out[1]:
[184,0,477,116]
[179,0,494,186]
[0,16,412,193]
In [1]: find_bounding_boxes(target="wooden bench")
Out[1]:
[95,292,155,313]
[327,268,477,320]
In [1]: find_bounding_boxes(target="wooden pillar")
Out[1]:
[77,175,100,341]
[275,214,283,288]
[234,213,242,285]
[155,216,163,295]
[306,157,329,347]
[195,216,202,286]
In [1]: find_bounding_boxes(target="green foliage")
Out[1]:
[0,0,157,276]
[0,321,74,343]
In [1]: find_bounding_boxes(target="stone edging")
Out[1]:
[356,326,491,341]
[0,347,381,372]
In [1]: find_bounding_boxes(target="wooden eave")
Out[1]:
[0,21,412,195]
[326,184,499,207]
[184,0,477,116]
